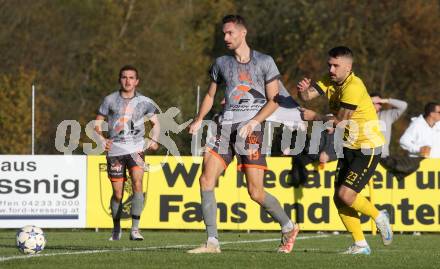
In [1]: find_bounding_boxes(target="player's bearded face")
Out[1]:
[223,22,246,50]
[327,56,352,84]
[120,70,139,92]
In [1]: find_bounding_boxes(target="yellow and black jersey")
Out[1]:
[313,72,385,149]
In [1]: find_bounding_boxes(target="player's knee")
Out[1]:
[132,182,142,193]
[333,193,346,209]
[199,174,215,191]
[337,188,355,206]
[112,193,123,202]
[248,189,264,204]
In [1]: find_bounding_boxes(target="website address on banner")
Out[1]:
[0,207,79,215]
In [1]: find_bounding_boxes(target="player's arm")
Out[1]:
[399,123,423,155]
[146,114,160,151]
[302,79,359,124]
[387,98,408,120]
[252,79,280,123]
[238,79,279,138]
[188,81,217,134]
[300,107,355,126]
[325,107,355,126]
[94,114,112,151]
[297,78,321,101]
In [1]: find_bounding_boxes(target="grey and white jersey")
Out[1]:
[98,90,157,156]
[210,50,281,124]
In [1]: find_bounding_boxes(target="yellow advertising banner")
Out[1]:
[86,156,440,232]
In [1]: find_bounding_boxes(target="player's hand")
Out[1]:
[299,107,317,121]
[371,96,382,104]
[420,146,431,158]
[146,140,159,151]
[326,125,335,134]
[297,78,311,92]
[188,118,202,134]
[104,139,112,152]
[239,120,259,138]
[319,151,330,164]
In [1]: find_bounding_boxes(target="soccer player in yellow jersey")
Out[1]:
[297,46,393,255]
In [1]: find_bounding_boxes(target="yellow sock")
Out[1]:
[351,195,380,219]
[338,206,364,242]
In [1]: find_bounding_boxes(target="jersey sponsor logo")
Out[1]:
[238,98,266,105]
[228,71,266,109]
[113,102,138,136]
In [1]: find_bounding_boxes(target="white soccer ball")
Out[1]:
[16,225,46,255]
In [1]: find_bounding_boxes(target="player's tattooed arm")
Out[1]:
[188,81,217,134]
[319,107,355,126]
[297,78,320,101]
[300,107,354,127]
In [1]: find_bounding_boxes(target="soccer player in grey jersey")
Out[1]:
[95,65,160,241]
[188,15,299,254]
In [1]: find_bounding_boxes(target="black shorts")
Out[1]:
[206,122,267,171]
[335,147,381,193]
[106,152,145,182]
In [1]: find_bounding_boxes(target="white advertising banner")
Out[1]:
[0,155,87,228]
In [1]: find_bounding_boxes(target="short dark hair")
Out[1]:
[424,102,440,117]
[222,14,247,29]
[328,46,353,59]
[369,92,382,98]
[119,65,139,79]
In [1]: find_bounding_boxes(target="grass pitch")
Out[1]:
[0,229,439,269]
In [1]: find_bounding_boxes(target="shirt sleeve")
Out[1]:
[399,122,421,154]
[387,98,408,122]
[264,56,281,84]
[209,59,223,84]
[97,97,110,117]
[144,99,158,118]
[312,75,331,96]
[339,84,361,110]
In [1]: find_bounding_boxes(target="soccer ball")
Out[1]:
[16,225,46,254]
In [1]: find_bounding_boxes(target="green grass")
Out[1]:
[1,230,439,269]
